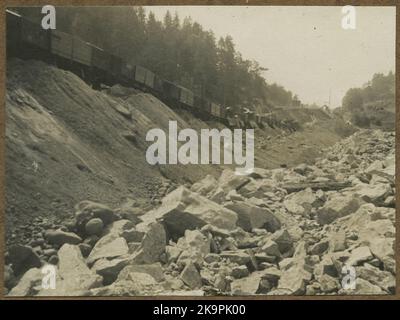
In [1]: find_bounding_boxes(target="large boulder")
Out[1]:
[87,236,129,265]
[176,230,210,266]
[90,272,161,296]
[6,245,42,276]
[190,175,218,197]
[85,218,104,236]
[276,242,312,295]
[91,256,131,285]
[131,222,166,264]
[139,186,238,239]
[7,268,42,296]
[118,263,165,283]
[346,246,373,266]
[283,187,321,217]
[180,262,202,289]
[44,229,82,246]
[316,193,363,225]
[217,169,250,192]
[237,179,277,199]
[75,201,117,232]
[230,268,281,295]
[39,244,102,296]
[354,183,392,205]
[224,202,281,232]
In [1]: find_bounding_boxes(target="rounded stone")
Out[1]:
[85,218,104,236]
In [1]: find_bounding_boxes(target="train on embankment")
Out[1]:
[6,9,303,131]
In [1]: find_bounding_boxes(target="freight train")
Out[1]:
[6,9,288,130]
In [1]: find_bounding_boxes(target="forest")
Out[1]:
[341,71,395,128]
[13,6,300,112]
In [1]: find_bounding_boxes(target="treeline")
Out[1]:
[14,6,300,111]
[341,72,395,128]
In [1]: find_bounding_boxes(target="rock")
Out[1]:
[277,262,312,295]
[220,250,251,265]
[270,230,293,255]
[165,245,182,263]
[356,264,395,293]
[368,238,394,272]
[75,201,117,232]
[237,179,277,198]
[329,231,347,252]
[354,183,392,205]
[217,169,250,192]
[84,235,99,247]
[204,253,221,264]
[48,255,59,265]
[230,268,279,295]
[139,187,238,239]
[4,265,17,290]
[340,278,385,295]
[162,278,185,291]
[90,273,160,296]
[78,243,92,257]
[115,208,143,224]
[118,263,165,283]
[230,273,262,295]
[190,174,218,196]
[261,239,281,257]
[6,245,42,276]
[346,246,373,266]
[317,193,362,225]
[255,253,276,264]
[41,244,102,295]
[261,267,281,287]
[7,268,42,296]
[309,240,329,256]
[314,253,342,278]
[201,224,230,238]
[43,249,57,257]
[318,274,340,293]
[87,236,129,265]
[180,262,202,289]
[225,202,281,232]
[131,222,166,264]
[85,218,104,236]
[120,229,144,243]
[231,265,249,279]
[365,160,384,175]
[44,229,82,246]
[92,257,131,285]
[176,230,210,266]
[283,188,320,217]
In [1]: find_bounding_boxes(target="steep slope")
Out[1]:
[5,58,354,240]
[5,59,221,237]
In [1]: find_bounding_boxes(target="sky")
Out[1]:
[148,6,395,108]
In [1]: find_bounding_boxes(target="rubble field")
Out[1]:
[5,129,395,296]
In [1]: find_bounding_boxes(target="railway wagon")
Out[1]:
[121,61,134,83]
[90,44,112,72]
[6,10,22,56]
[210,102,222,118]
[162,80,180,104]
[133,65,155,90]
[144,69,155,89]
[179,86,194,108]
[154,75,164,94]
[110,55,123,78]
[51,30,73,59]
[72,37,91,66]
[21,16,50,54]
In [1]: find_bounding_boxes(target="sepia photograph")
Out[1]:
[3,4,396,297]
